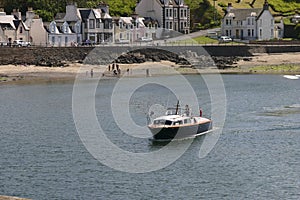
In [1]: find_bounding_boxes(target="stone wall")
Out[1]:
[0,45,299,67]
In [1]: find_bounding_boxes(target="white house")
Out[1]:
[135,0,190,35]
[46,21,79,47]
[221,1,283,40]
[114,13,151,43]
[0,9,30,44]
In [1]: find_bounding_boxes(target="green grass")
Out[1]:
[193,36,220,44]
[250,64,300,73]
[170,36,219,45]
[208,0,299,15]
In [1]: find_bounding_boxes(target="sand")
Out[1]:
[1,52,300,84]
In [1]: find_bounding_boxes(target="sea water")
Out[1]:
[0,75,299,199]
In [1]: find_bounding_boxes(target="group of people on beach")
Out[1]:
[108,63,121,76]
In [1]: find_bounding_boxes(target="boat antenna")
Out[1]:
[175,100,180,115]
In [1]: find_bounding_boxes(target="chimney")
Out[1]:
[263,0,269,10]
[0,8,6,15]
[98,2,109,13]
[12,8,22,20]
[226,3,233,13]
[26,7,35,20]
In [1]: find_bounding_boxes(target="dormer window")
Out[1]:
[119,21,123,29]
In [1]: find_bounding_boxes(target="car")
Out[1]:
[218,36,232,43]
[137,37,153,42]
[0,41,8,46]
[12,40,31,47]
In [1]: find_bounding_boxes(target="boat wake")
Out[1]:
[148,127,218,143]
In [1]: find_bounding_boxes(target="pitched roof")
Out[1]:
[226,8,262,21]
[0,15,16,29]
[79,9,92,22]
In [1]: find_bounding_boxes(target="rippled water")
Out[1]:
[0,75,299,199]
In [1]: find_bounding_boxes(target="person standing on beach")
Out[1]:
[91,69,94,78]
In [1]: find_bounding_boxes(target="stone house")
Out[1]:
[24,8,48,46]
[57,2,114,44]
[135,0,190,36]
[221,1,284,41]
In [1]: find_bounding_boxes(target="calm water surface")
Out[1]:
[0,75,299,199]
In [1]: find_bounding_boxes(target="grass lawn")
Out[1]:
[250,64,300,73]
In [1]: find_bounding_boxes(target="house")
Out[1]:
[46,20,79,47]
[114,13,152,43]
[57,2,114,44]
[24,8,48,46]
[0,8,30,44]
[135,0,190,36]
[221,1,283,41]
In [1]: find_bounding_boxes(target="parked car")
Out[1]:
[137,37,153,42]
[12,40,31,47]
[0,41,8,46]
[218,36,232,43]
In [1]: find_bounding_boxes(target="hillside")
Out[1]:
[213,0,300,16]
[0,0,299,27]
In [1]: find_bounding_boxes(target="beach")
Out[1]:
[1,52,300,84]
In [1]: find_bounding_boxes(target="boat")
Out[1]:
[148,102,212,140]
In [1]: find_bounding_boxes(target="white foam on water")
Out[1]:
[283,75,299,80]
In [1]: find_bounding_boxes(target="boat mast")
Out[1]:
[175,100,180,115]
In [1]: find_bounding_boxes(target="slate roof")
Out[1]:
[79,9,92,22]
[226,8,262,21]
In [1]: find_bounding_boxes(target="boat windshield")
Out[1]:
[166,108,181,115]
[153,120,173,125]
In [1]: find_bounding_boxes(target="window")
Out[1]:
[89,19,95,29]
[184,22,187,28]
[52,36,55,44]
[170,22,173,29]
[180,9,183,18]
[226,30,229,36]
[260,29,262,37]
[20,26,23,34]
[184,9,187,17]
[252,29,254,37]
[174,9,177,18]
[96,19,100,28]
[247,18,250,25]
[248,29,251,36]
[166,21,169,29]
[119,21,123,29]
[65,37,68,44]
[166,9,169,17]
[229,19,232,25]
[170,9,172,17]
[226,19,229,25]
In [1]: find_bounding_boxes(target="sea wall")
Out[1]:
[0,45,299,66]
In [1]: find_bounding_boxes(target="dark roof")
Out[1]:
[13,20,20,29]
[79,9,92,22]
[43,25,50,33]
[226,8,262,21]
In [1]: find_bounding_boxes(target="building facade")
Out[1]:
[221,1,283,41]
[135,0,190,35]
